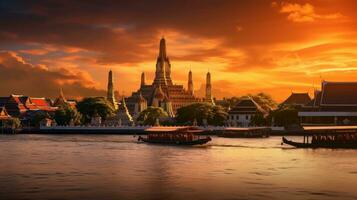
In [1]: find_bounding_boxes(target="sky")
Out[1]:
[0,0,356,102]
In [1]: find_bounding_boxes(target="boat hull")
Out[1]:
[282,137,357,149]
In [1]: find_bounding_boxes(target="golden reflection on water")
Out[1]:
[0,135,356,200]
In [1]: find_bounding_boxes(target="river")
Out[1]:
[0,134,356,200]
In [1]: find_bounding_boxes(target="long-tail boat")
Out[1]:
[138,126,211,145]
[282,126,357,149]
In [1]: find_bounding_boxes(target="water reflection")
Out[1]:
[0,135,356,200]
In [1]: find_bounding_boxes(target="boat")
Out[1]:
[138,126,211,145]
[218,127,270,138]
[282,126,357,149]
[282,137,357,149]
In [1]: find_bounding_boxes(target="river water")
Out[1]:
[0,134,356,200]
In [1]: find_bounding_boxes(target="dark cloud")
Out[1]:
[1,0,344,65]
[0,51,105,98]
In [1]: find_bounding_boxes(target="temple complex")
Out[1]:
[125,38,214,117]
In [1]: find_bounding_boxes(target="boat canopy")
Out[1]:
[303,126,357,135]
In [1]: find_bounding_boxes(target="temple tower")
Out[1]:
[141,72,146,86]
[134,92,147,116]
[205,72,214,105]
[116,97,133,125]
[153,38,173,86]
[188,70,194,95]
[107,70,118,109]
[53,88,67,108]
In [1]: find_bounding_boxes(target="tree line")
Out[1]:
[10,93,301,128]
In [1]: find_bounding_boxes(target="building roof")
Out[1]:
[30,97,56,111]
[281,93,311,106]
[321,81,357,105]
[0,107,11,120]
[229,97,266,115]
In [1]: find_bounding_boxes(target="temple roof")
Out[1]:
[281,93,311,106]
[321,81,357,105]
[229,97,266,115]
[0,107,11,120]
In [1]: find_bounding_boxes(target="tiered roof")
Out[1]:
[0,95,57,117]
[302,81,357,112]
[229,97,266,115]
[281,93,311,106]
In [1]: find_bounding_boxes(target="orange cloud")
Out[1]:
[0,51,105,99]
[276,2,344,22]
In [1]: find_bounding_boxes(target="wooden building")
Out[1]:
[227,97,267,127]
[299,81,357,125]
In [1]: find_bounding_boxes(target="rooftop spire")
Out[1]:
[107,69,118,109]
[141,71,146,86]
[153,37,172,86]
[159,37,166,59]
[59,88,66,101]
[188,70,194,95]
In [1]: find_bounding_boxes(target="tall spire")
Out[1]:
[159,37,167,59]
[141,72,146,86]
[188,70,194,95]
[205,71,214,105]
[153,37,173,86]
[53,88,67,107]
[107,70,118,109]
[59,88,66,101]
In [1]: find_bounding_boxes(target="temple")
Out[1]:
[125,38,214,118]
[299,81,357,125]
[107,70,118,109]
[204,71,214,105]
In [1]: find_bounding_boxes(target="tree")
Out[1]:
[76,97,115,124]
[29,111,49,127]
[54,104,82,126]
[218,93,277,112]
[249,112,267,126]
[270,105,299,127]
[5,118,21,129]
[137,107,168,126]
[175,103,228,126]
[249,92,277,111]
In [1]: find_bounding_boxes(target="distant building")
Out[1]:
[299,81,357,125]
[125,38,212,117]
[53,88,77,109]
[280,92,311,107]
[40,118,55,127]
[0,94,56,118]
[107,70,118,110]
[227,97,267,127]
[0,107,11,121]
[105,97,134,126]
[204,72,215,105]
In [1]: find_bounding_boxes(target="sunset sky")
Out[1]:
[0,0,356,102]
